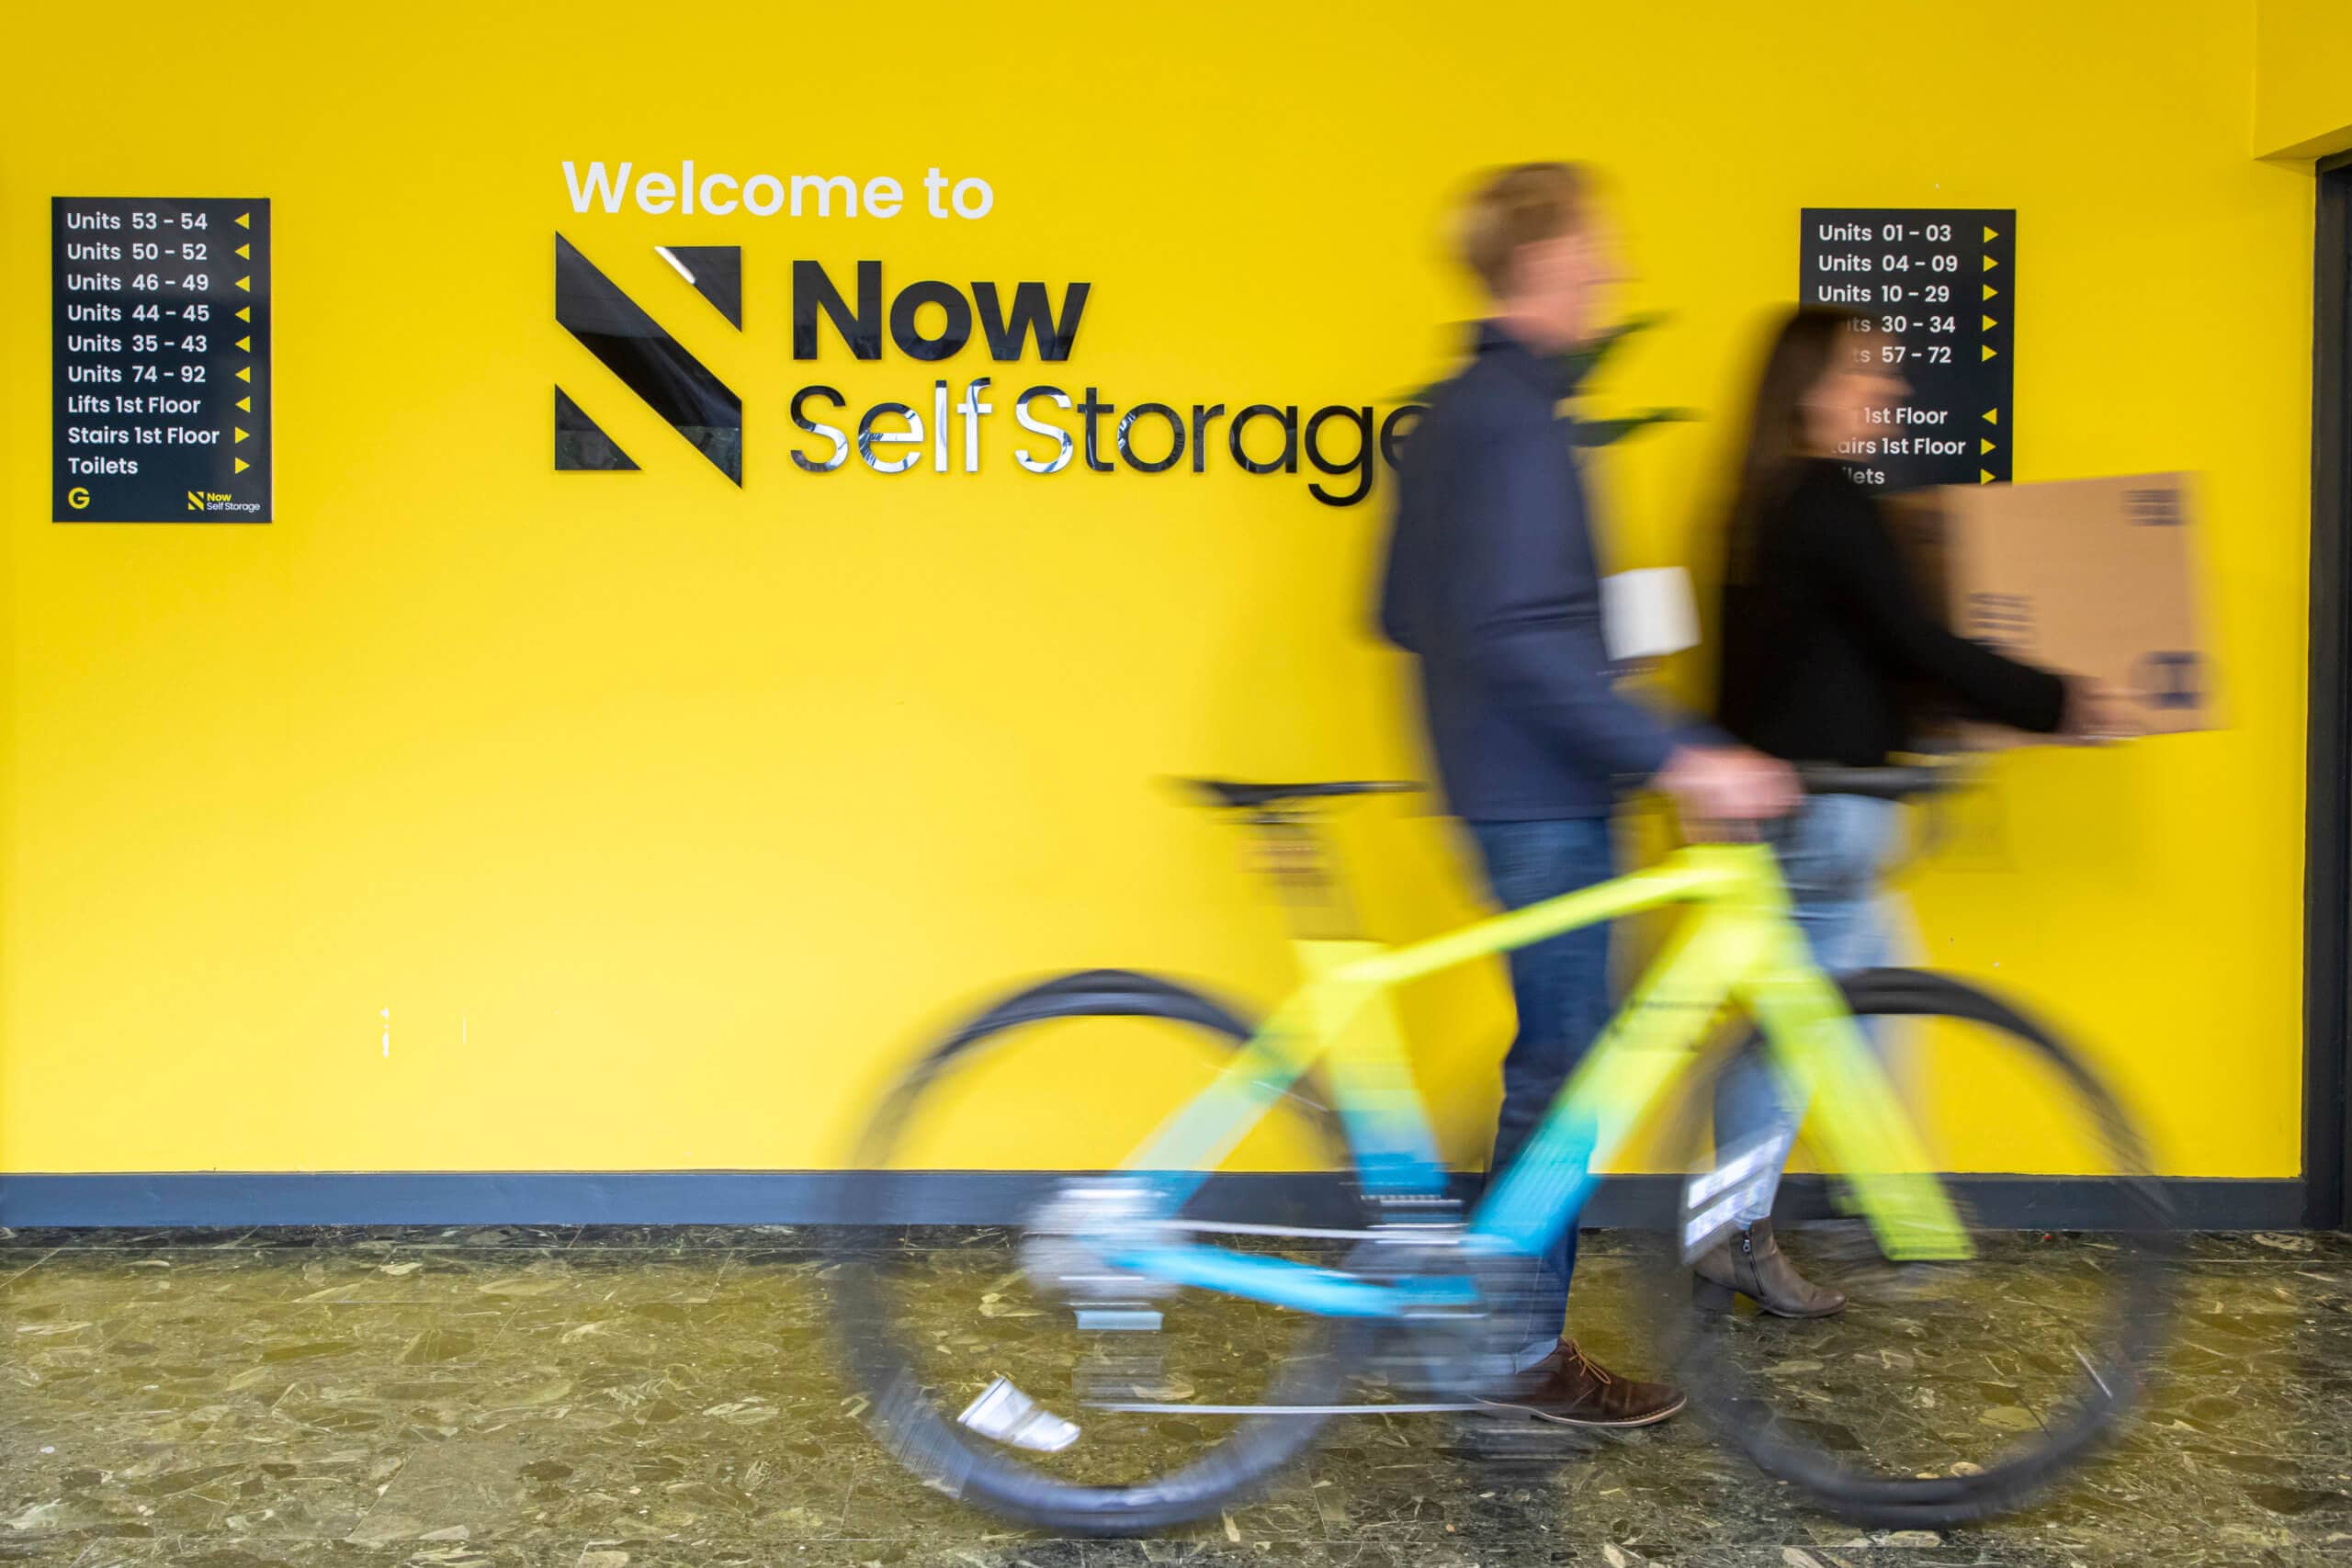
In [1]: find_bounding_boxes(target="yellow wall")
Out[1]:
[0,1,2315,1180]
[2257,0,2352,159]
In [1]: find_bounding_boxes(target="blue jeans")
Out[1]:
[1465,817,1618,1363]
[1712,793,1902,1224]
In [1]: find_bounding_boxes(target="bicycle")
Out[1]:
[829,765,2173,1532]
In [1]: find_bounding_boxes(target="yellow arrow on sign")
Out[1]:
[233,426,249,444]
[237,396,251,412]
[1984,408,1999,423]
[1982,314,1998,331]
[234,212,250,229]
[1983,225,1999,243]
[236,366,251,383]
[1983,254,2000,271]
[236,336,250,352]
[1980,468,1996,484]
[236,306,250,322]
[1981,438,1996,455]
[1983,283,1998,301]
[235,243,250,260]
[233,457,250,473]
[234,275,250,292]
[1981,344,1999,361]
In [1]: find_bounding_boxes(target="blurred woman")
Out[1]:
[1699,306,2114,1316]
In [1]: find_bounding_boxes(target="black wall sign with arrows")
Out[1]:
[1801,207,2014,493]
[53,197,272,523]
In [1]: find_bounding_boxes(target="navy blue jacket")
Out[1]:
[1378,323,1690,820]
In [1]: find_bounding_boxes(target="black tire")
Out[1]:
[1647,968,2175,1528]
[829,969,1364,1535]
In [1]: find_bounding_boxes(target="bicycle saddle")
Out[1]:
[1181,778,1421,811]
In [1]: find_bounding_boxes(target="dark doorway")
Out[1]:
[2306,153,2352,1229]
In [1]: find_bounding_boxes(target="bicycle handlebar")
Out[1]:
[1790,761,1974,801]
[1616,757,1976,807]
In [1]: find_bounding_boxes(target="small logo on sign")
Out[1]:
[182,490,258,516]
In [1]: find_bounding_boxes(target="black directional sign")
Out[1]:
[1800,208,2013,493]
[52,197,271,523]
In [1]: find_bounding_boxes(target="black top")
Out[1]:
[1378,322,1698,820]
[1715,459,2066,765]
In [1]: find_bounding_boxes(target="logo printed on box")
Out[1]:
[1964,592,2034,655]
[2134,651,2203,711]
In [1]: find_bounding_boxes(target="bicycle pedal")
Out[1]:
[1073,1308,1163,1332]
[957,1376,1081,1454]
[1075,1325,1176,1404]
[1441,1417,1609,1463]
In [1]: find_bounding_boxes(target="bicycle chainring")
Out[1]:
[1348,1234,1544,1397]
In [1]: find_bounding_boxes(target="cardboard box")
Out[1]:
[1891,472,2217,743]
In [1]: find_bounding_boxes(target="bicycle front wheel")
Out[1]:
[1646,968,2176,1527]
[829,969,1371,1535]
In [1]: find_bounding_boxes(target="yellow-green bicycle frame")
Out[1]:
[1102,840,1971,1320]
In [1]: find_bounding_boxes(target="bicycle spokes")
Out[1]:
[1650,970,2174,1521]
[831,983,1369,1516]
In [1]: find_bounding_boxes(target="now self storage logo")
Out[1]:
[186,488,258,515]
[552,236,1421,508]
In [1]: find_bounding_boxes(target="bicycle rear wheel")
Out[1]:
[829,969,1371,1535]
[1645,968,2175,1527]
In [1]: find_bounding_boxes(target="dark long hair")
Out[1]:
[1723,306,1870,581]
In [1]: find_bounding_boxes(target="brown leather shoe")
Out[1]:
[1471,1339,1687,1427]
[1692,1218,1847,1319]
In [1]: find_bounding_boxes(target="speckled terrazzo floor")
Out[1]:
[0,1225,2345,1567]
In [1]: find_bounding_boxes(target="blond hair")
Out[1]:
[1459,163,1589,297]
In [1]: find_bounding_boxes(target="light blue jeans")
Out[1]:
[1712,793,1903,1225]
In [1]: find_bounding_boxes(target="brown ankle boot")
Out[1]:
[1471,1339,1687,1427]
[1692,1218,1847,1318]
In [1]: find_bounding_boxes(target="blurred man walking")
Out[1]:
[1378,162,1792,1426]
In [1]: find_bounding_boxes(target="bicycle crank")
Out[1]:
[1087,1399,1488,1416]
